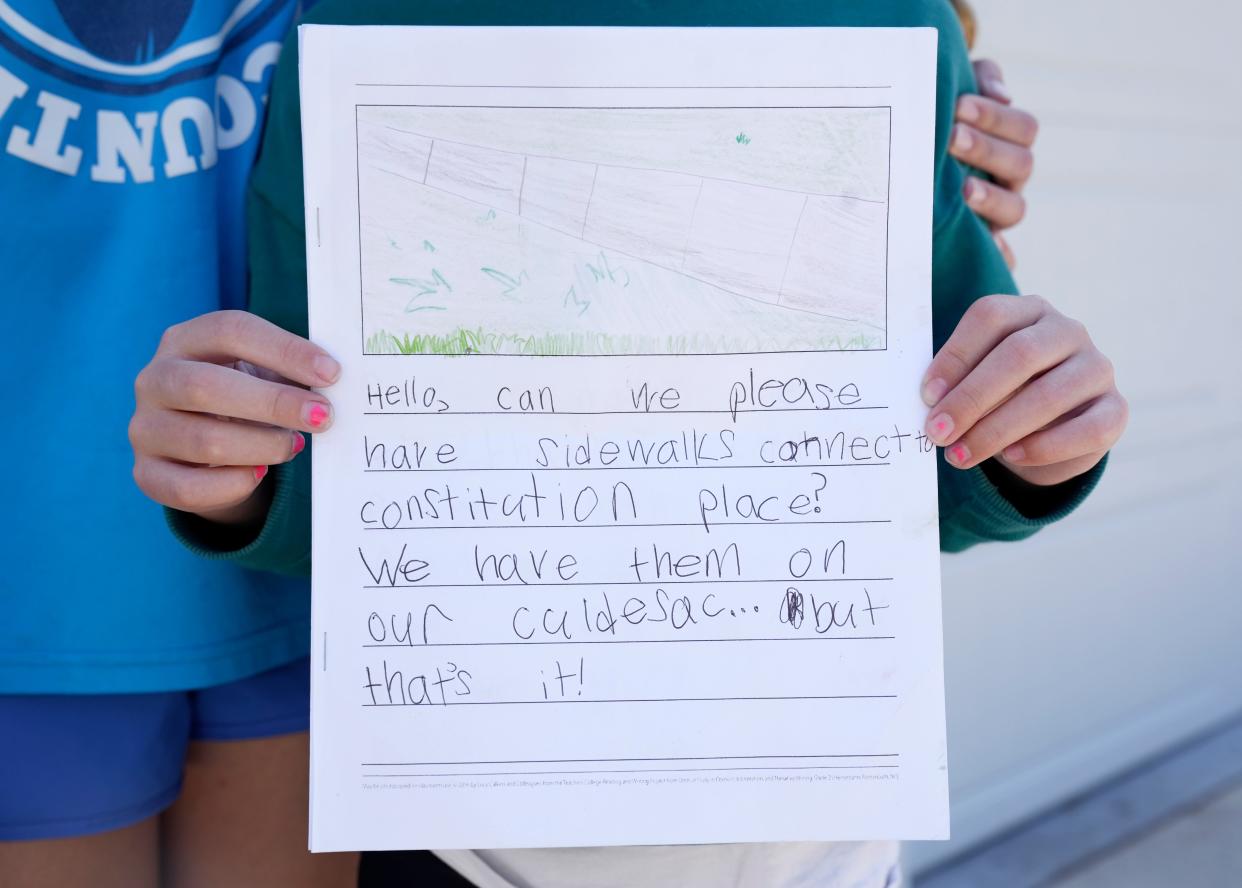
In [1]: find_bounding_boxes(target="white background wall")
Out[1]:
[907,1,1242,874]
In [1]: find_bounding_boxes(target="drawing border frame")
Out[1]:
[353,98,892,357]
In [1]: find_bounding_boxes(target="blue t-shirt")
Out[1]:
[0,0,310,692]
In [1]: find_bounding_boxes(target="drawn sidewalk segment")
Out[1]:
[357,106,890,355]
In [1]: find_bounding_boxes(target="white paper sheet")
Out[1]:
[300,25,945,852]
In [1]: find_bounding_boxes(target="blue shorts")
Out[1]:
[0,657,309,841]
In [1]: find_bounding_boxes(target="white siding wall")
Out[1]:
[907,1,1242,874]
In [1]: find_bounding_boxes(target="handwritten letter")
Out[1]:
[300,25,945,850]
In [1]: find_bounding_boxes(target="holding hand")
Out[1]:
[952,59,1039,267]
[921,295,1127,487]
[130,311,340,524]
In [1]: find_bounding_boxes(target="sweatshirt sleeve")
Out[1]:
[165,25,315,577]
[927,11,1106,552]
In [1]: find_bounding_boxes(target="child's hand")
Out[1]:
[921,295,1127,487]
[129,310,340,524]
[952,59,1038,267]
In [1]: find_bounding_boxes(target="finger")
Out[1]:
[956,95,1037,146]
[158,310,341,388]
[141,359,334,432]
[243,360,299,386]
[999,451,1110,488]
[993,231,1017,269]
[950,123,1035,189]
[921,294,1048,406]
[963,176,1027,230]
[130,409,305,467]
[133,457,266,514]
[972,59,1011,104]
[940,349,1115,468]
[1000,391,1128,468]
[927,313,1086,448]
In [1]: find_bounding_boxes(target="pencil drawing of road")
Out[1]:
[356,105,890,354]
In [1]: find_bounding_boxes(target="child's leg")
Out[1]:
[161,732,357,888]
[0,818,158,888]
[159,656,356,888]
[0,690,185,888]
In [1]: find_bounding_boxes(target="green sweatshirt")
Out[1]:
[170,0,1105,573]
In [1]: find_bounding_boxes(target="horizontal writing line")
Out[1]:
[362,765,899,777]
[362,694,897,707]
[363,348,888,358]
[362,406,887,416]
[362,577,892,589]
[362,462,889,473]
[357,104,893,110]
[361,753,899,766]
[356,85,892,90]
[363,519,890,531]
[362,636,895,648]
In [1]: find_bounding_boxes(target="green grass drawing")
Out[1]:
[390,269,451,312]
[365,327,881,356]
[480,267,528,299]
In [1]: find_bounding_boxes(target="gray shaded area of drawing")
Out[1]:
[523,155,596,233]
[377,124,887,322]
[363,105,889,198]
[357,107,890,353]
[427,138,525,215]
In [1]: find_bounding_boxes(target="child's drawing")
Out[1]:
[357,105,890,354]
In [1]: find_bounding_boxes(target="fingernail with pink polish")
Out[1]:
[254,465,269,482]
[305,402,331,429]
[1003,444,1025,462]
[922,377,948,406]
[292,432,306,456]
[957,97,980,123]
[948,443,971,467]
[928,413,954,443]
